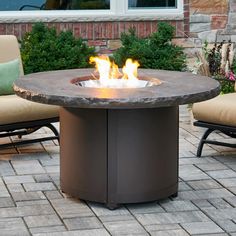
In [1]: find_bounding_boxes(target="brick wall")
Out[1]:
[0,0,190,53]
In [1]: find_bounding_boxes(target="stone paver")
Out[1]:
[103,220,147,235]
[7,183,25,193]
[207,169,236,179]
[179,165,210,181]
[0,218,30,236]
[11,191,46,202]
[195,162,228,171]
[64,216,102,230]
[127,202,165,214]
[99,214,135,223]
[0,161,15,176]
[29,225,66,234]
[178,188,234,200]
[218,178,236,188]
[34,229,110,236]
[203,208,236,221]
[150,229,189,236]
[11,160,45,175]
[144,223,182,233]
[89,202,130,216]
[0,197,15,208]
[24,214,62,228]
[136,211,210,225]
[44,190,63,200]
[23,182,56,192]
[191,199,215,210]
[187,179,221,190]
[33,174,51,183]
[0,183,10,197]
[160,200,198,212]
[16,200,49,207]
[181,221,224,234]
[224,196,236,207]
[4,175,35,184]
[0,105,236,235]
[0,204,55,218]
[50,199,94,218]
[209,198,232,209]
[216,220,236,233]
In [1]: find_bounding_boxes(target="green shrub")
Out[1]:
[113,22,186,71]
[20,22,96,74]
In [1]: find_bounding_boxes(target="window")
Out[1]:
[128,0,177,9]
[0,0,110,11]
[0,0,183,22]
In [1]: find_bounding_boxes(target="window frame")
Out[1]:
[0,0,184,23]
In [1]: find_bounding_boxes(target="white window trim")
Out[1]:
[0,0,184,23]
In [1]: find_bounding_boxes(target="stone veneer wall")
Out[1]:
[0,0,190,53]
[190,0,236,43]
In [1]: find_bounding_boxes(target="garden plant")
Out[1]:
[20,22,96,74]
[200,41,236,94]
[113,22,186,71]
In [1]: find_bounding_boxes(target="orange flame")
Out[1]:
[122,58,140,80]
[89,56,140,86]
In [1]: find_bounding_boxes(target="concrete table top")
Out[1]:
[14,68,220,109]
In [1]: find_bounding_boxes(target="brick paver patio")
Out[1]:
[0,105,235,236]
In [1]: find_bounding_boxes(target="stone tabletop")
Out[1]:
[14,68,220,109]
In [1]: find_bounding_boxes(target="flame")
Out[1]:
[90,56,111,85]
[89,56,140,87]
[122,58,140,80]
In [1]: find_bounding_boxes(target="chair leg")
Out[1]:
[0,123,59,149]
[197,128,214,157]
[0,136,59,149]
[19,124,59,142]
[44,123,60,141]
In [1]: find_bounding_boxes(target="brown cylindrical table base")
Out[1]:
[60,106,179,208]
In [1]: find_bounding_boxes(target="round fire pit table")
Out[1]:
[14,68,220,209]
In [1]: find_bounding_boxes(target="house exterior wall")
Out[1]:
[0,0,189,53]
[190,0,236,43]
[2,0,235,54]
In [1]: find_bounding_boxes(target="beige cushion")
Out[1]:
[0,35,59,126]
[0,35,24,76]
[0,95,59,125]
[192,93,236,127]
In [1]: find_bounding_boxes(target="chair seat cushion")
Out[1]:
[192,93,236,127]
[0,94,59,125]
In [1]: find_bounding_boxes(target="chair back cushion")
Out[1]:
[0,35,24,76]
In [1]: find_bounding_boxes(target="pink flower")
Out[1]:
[226,71,236,81]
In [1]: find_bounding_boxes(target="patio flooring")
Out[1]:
[0,105,236,236]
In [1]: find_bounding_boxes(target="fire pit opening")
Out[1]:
[71,56,162,89]
[71,75,161,89]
